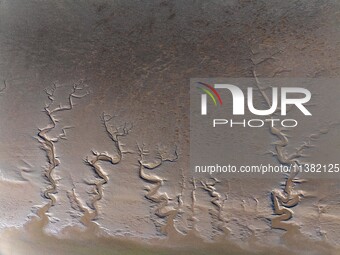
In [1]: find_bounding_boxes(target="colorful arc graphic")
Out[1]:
[196,82,223,105]
[197,87,216,105]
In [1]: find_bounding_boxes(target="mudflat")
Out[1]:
[0,1,339,255]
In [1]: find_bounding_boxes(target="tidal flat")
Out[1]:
[0,0,339,254]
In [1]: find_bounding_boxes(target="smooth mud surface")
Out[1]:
[0,0,339,254]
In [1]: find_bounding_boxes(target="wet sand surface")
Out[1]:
[0,0,339,254]
[2,214,339,255]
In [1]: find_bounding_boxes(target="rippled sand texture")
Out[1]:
[0,0,340,254]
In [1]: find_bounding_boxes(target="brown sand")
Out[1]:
[0,0,339,254]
